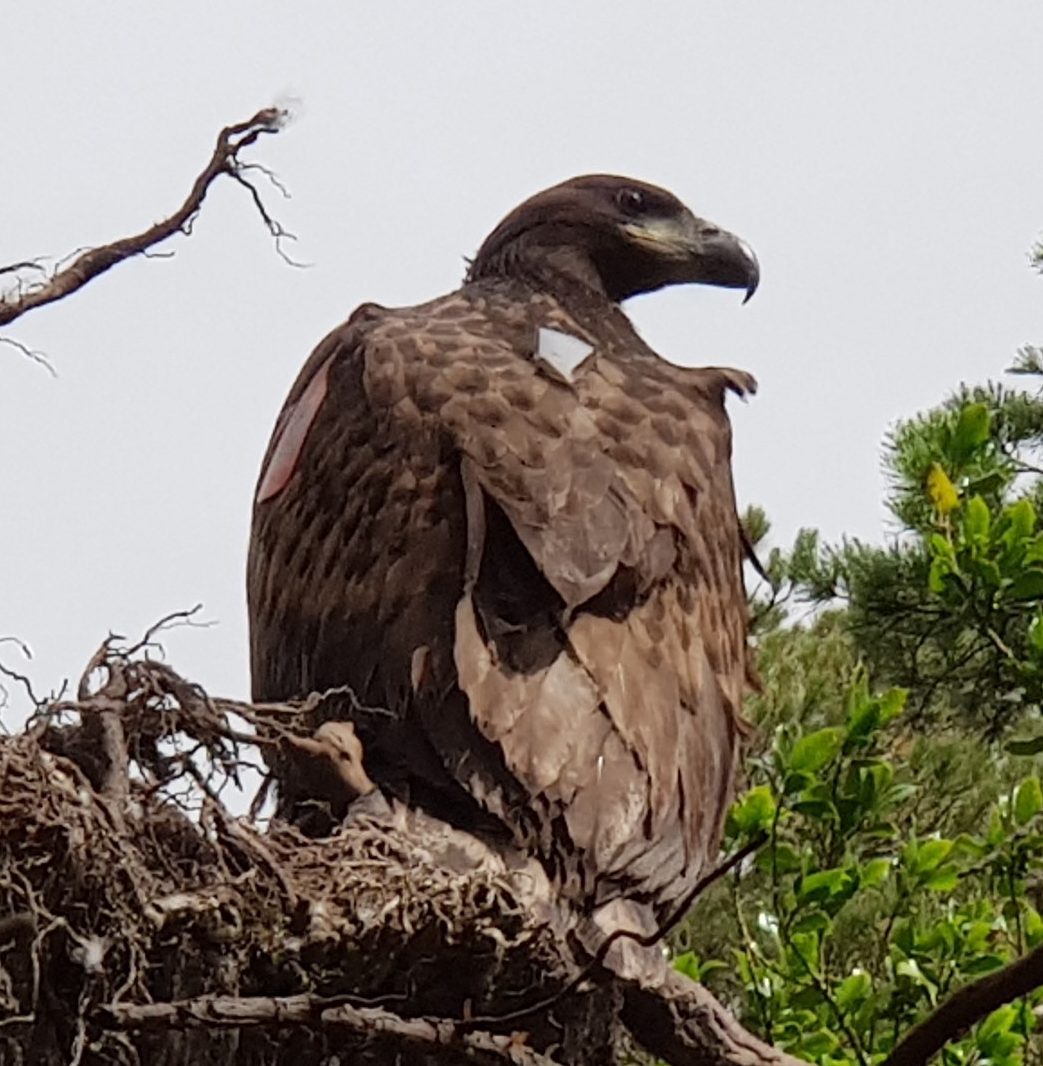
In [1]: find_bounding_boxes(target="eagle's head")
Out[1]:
[467,174,759,304]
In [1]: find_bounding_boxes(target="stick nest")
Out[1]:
[0,629,607,1066]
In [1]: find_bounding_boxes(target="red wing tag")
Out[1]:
[256,355,334,503]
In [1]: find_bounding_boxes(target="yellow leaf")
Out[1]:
[927,463,959,514]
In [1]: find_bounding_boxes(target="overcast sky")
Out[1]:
[2,3,1042,717]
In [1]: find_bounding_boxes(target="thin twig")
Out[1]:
[0,260,46,277]
[0,336,56,376]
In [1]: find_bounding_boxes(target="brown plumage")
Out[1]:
[247,174,759,919]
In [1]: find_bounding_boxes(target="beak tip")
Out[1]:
[739,240,759,304]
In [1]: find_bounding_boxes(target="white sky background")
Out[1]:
[2,3,1042,717]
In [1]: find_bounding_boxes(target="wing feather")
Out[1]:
[248,285,752,911]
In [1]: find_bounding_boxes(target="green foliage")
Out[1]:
[753,372,1043,735]
[679,681,1043,1065]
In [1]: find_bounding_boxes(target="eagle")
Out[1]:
[247,175,759,922]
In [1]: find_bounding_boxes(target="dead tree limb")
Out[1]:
[0,106,290,330]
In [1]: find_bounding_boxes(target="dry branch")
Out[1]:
[0,106,290,331]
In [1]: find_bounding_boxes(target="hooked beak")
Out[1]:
[621,212,760,302]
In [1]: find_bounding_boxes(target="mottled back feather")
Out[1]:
[248,276,754,915]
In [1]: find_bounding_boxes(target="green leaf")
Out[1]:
[730,784,777,835]
[1009,567,1043,601]
[861,857,892,888]
[788,931,822,968]
[797,1029,839,1058]
[857,762,895,812]
[1029,615,1043,655]
[1025,532,1043,563]
[913,838,954,873]
[846,689,905,742]
[835,971,872,1012]
[789,728,844,774]
[929,532,956,561]
[963,953,1008,974]
[797,866,854,904]
[1024,905,1043,947]
[893,920,914,955]
[673,951,727,982]
[951,402,991,464]
[986,808,1008,847]
[791,909,831,935]
[791,797,837,820]
[782,770,813,795]
[977,1004,1017,1043]
[896,957,938,999]
[923,867,960,892]
[963,495,991,543]
[967,469,1007,496]
[1014,776,1043,825]
[969,557,1002,587]
[846,697,878,740]
[1005,498,1037,542]
[886,783,919,805]
[877,688,907,726]
[928,554,950,593]
[757,842,802,875]
[672,951,700,981]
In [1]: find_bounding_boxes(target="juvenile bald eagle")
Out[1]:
[248,175,759,919]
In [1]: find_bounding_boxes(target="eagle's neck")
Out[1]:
[469,234,654,348]
[528,245,608,299]
[499,245,629,329]
[471,227,614,304]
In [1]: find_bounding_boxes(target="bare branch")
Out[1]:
[0,106,291,331]
[0,260,46,278]
[227,168,309,267]
[123,604,210,658]
[882,939,1043,1066]
[0,638,43,709]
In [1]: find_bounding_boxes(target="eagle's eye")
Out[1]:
[615,188,645,215]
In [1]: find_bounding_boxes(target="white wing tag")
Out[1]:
[536,327,594,383]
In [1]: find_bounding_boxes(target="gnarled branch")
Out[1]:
[0,106,290,330]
